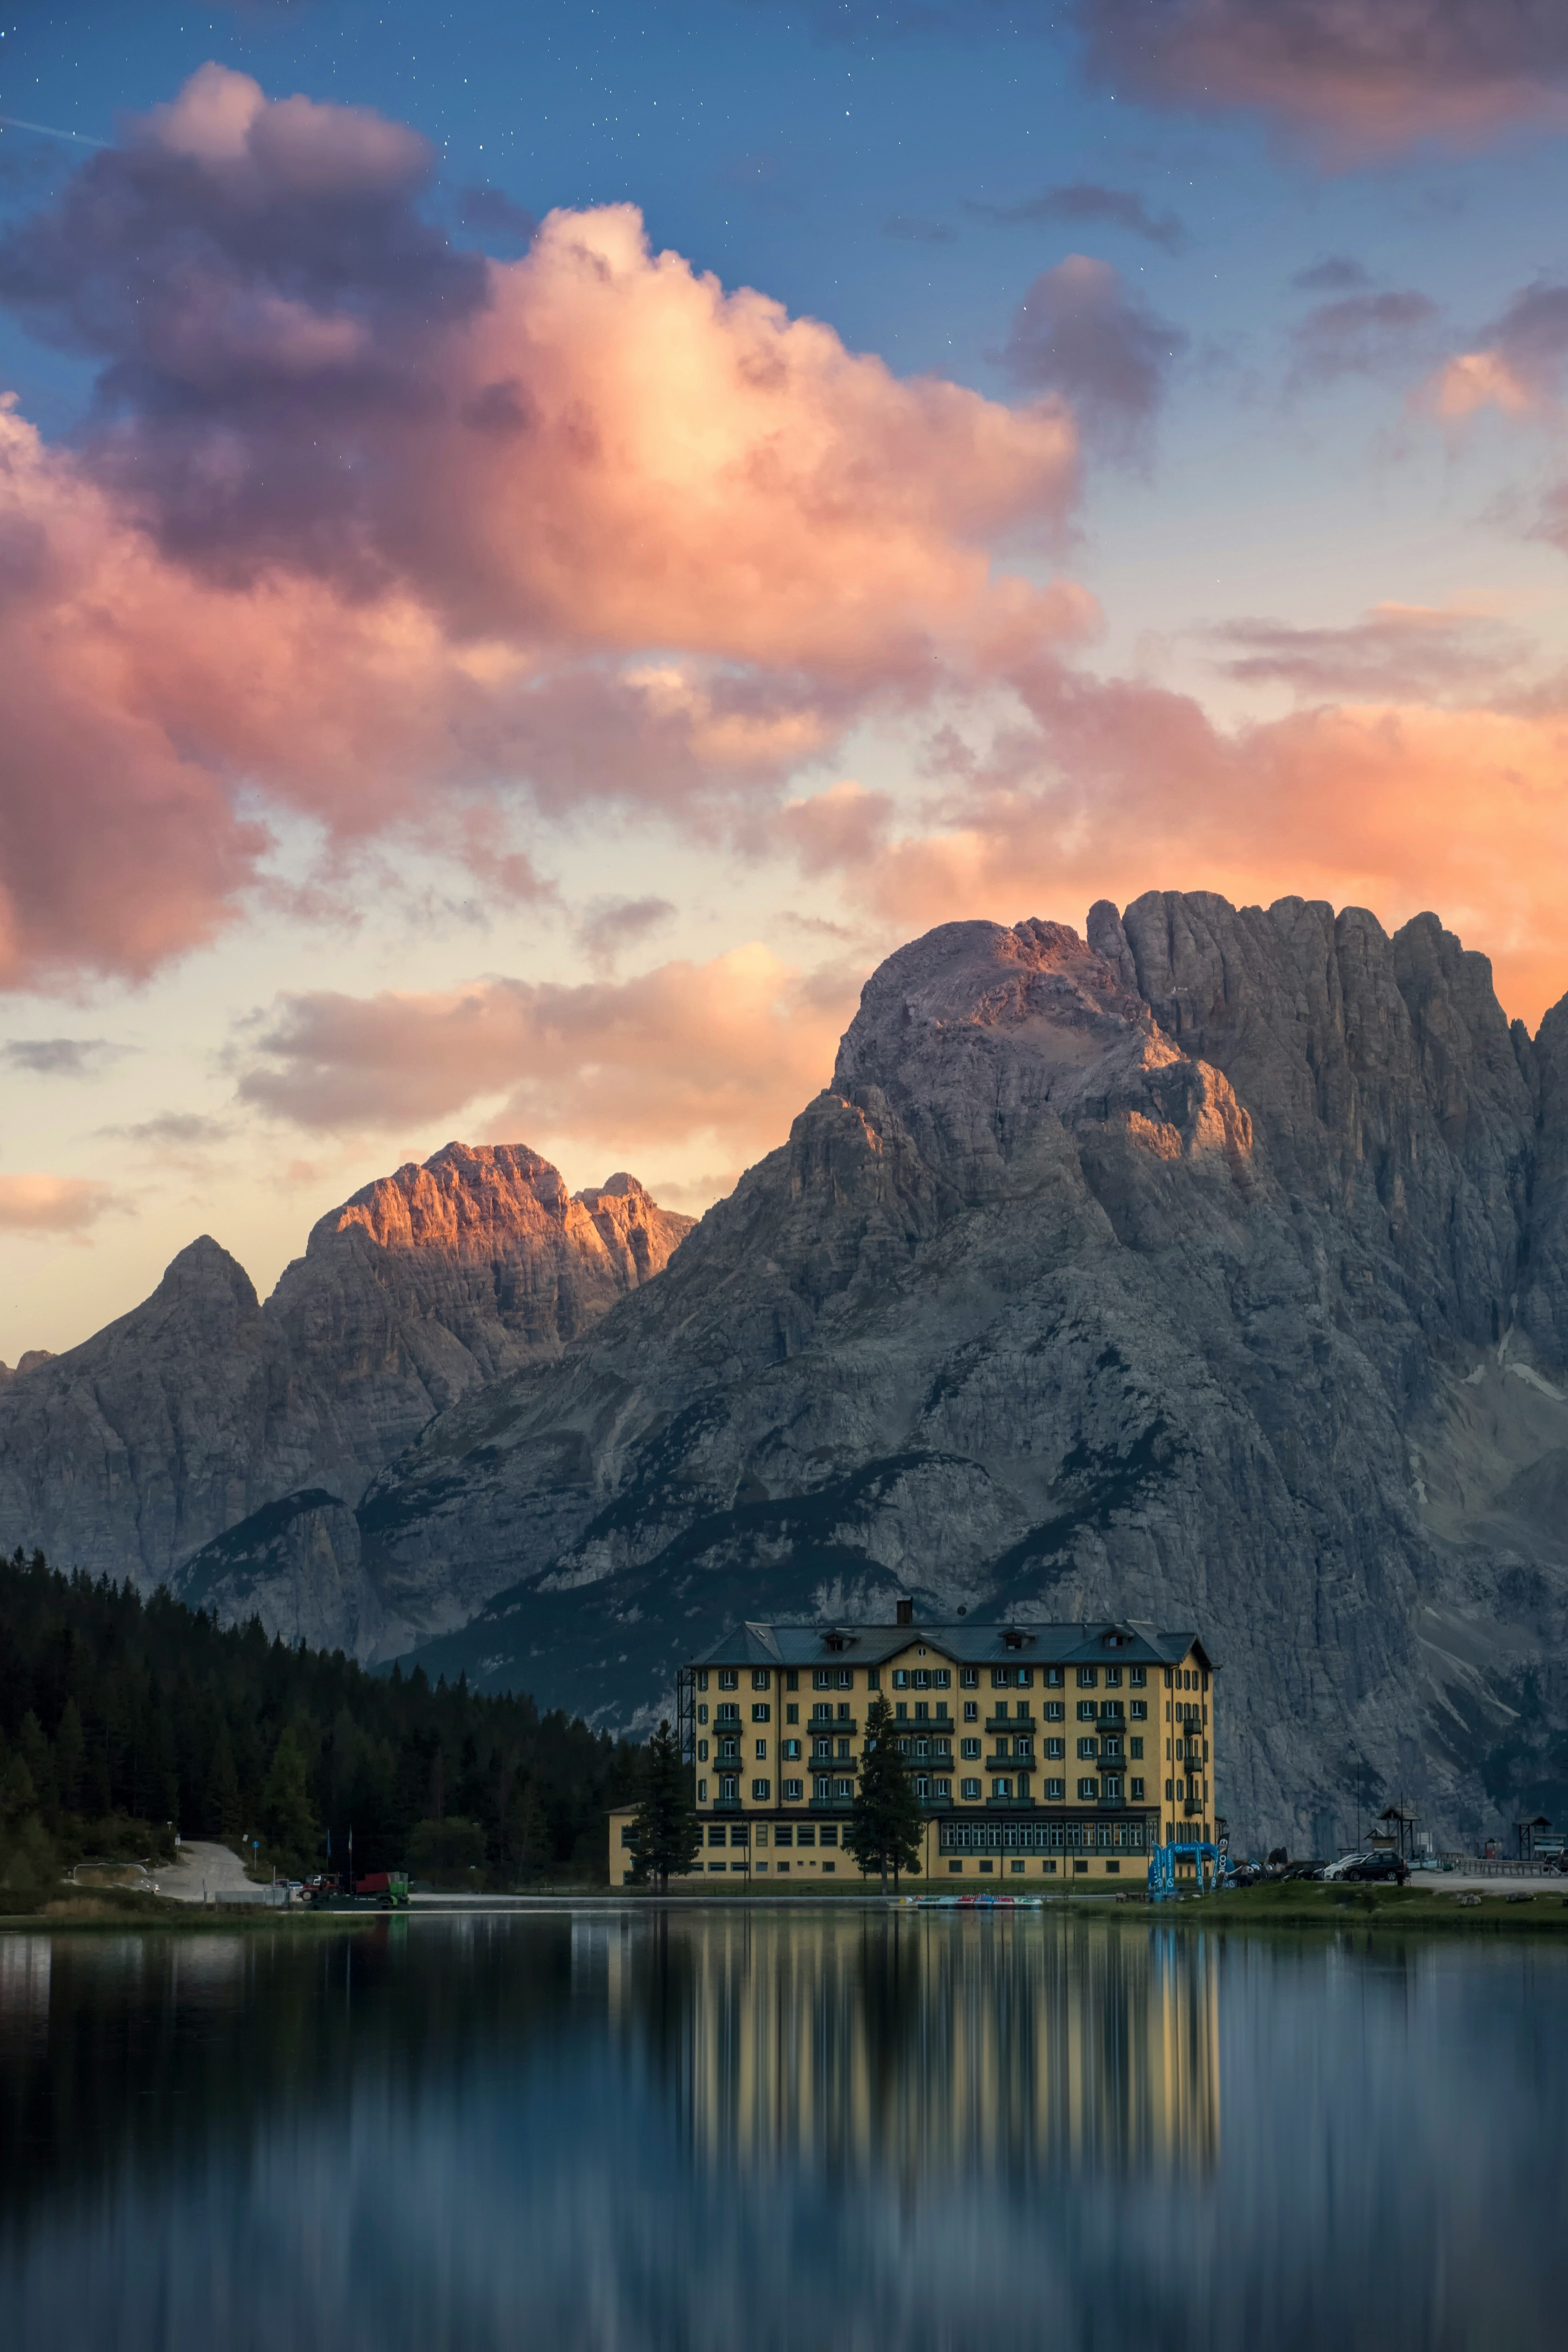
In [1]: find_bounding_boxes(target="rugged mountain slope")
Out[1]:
[0,1143,690,1597]
[179,892,1568,1848]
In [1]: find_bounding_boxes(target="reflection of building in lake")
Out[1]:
[594,1914,1218,2182]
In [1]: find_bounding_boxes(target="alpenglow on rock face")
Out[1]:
[214,891,1565,1851]
[0,1143,692,1626]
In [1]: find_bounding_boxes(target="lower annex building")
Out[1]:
[609,1607,1217,1885]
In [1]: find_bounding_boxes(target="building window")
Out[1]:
[797,1825,816,1848]
[697,1704,708,1725]
[783,1779,803,1802]
[1131,1778,1145,1800]
[836,1669,853,1690]
[752,1669,771,1691]
[834,1778,853,1799]
[719,1669,738,1690]
[707,1824,728,1846]
[1130,1666,1146,1688]
[1045,1778,1064,1801]
[819,1824,839,1847]
[774,1824,793,1847]
[1044,1666,1063,1687]
[1165,1778,1174,1800]
[1105,1664,1122,1686]
[961,1778,982,1800]
[1078,1777,1099,1800]
[785,1670,798,1691]
[1078,1666,1098,1688]
[814,1669,833,1690]
[621,1824,635,1846]
[933,1669,950,1688]
[935,1778,951,1798]
[755,1826,769,1847]
[1130,1699,1147,1720]
[697,1740,709,1762]
[752,1778,771,1802]
[992,1777,1013,1799]
[697,1671,709,1692]
[963,1701,978,1722]
[811,1702,832,1722]
[719,1740,739,1762]
[1044,1701,1064,1722]
[1102,1775,1123,1800]
[914,1701,929,1722]
[1101,1699,1124,1721]
[960,1667,979,1688]
[1130,1737,1143,1759]
[783,1739,801,1761]
[755,1740,767,1761]
[1077,1737,1098,1760]
[785,1704,799,1724]
[1076,1701,1096,1722]
[1045,1739,1064,1760]
[893,1670,909,1688]
[813,1738,833,1761]
[721,1776,738,1801]
[961,1738,980,1761]
[697,1779,707,1801]
[717,1702,740,1724]
[837,1740,851,1761]
[915,1775,930,1799]
[752,1703,771,1722]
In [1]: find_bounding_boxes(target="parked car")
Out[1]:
[1341,1854,1409,1885]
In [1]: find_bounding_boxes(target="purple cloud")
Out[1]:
[1000,256,1187,460]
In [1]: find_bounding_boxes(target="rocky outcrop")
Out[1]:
[192,893,1568,1850]
[0,1143,691,1587]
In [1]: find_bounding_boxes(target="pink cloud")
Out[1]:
[1079,0,1568,163]
[0,1174,118,1234]
[0,67,1086,986]
[234,945,860,1172]
[785,658,1568,1031]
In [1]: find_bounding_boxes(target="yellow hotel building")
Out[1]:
[609,1608,1217,1886]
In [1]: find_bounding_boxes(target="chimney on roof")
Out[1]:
[896,1597,913,1627]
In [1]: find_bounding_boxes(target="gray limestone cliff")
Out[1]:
[8,894,1568,1847]
[0,1142,691,1616]
[191,893,1568,1850]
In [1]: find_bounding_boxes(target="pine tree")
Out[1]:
[504,1777,552,1883]
[626,1720,701,1892]
[55,1698,86,1814]
[848,1694,925,1893]
[260,1727,320,1872]
[209,1726,243,1842]
[17,1711,56,1821]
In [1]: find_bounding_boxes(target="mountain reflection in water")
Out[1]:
[1,1910,1566,2351]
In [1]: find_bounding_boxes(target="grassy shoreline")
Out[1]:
[7,1881,1568,1936]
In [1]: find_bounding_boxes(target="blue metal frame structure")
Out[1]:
[1148,1840,1224,1898]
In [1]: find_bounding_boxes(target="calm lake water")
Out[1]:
[1,1908,1566,2350]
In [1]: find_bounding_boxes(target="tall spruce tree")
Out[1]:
[627,1719,701,1892]
[848,1694,925,1893]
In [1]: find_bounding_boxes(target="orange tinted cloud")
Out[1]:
[235,945,858,1174]
[0,1174,119,1234]
[0,67,1083,985]
[790,668,1568,1029]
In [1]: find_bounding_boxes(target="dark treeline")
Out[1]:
[0,1546,641,1903]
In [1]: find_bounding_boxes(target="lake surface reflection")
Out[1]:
[1,1910,1566,2349]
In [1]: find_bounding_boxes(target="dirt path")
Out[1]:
[158,1840,265,1904]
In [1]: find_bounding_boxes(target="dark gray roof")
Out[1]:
[689,1618,1217,1672]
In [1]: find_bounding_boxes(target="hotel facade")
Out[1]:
[609,1609,1217,1886]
